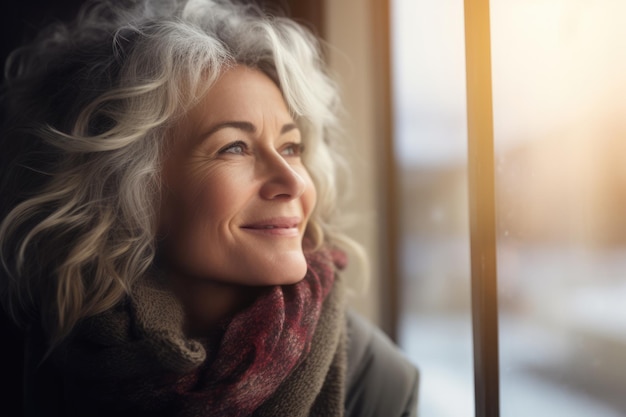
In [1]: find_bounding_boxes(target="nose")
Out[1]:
[258,151,307,200]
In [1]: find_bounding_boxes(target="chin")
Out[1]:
[253,253,308,286]
[270,266,308,286]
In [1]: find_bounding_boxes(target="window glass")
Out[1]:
[492,1,626,416]
[391,1,474,416]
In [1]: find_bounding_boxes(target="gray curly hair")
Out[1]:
[0,0,353,346]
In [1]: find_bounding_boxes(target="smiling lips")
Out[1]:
[241,216,302,236]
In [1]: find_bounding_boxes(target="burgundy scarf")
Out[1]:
[57,247,346,416]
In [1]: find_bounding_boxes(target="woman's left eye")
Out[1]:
[281,143,305,157]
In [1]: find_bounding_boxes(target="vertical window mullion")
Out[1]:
[464,1,500,416]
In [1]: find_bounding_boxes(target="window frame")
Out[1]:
[464,0,501,416]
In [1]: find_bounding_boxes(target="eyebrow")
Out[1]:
[202,121,299,139]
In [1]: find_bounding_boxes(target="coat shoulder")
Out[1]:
[344,310,419,417]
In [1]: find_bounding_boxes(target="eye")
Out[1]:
[218,140,248,155]
[281,142,305,157]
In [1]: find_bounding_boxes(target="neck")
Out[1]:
[169,275,263,336]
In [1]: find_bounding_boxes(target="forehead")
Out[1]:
[187,66,293,125]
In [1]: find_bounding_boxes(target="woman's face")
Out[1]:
[159,66,317,286]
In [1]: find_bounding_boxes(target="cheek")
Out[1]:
[160,165,244,237]
[185,167,250,226]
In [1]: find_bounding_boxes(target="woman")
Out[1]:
[0,0,418,415]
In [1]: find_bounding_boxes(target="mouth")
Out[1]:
[241,216,302,236]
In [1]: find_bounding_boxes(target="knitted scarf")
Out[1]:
[54,247,347,417]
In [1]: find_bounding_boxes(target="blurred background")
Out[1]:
[393,0,626,416]
[2,1,626,416]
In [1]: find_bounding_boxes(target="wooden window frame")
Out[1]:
[464,0,501,416]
